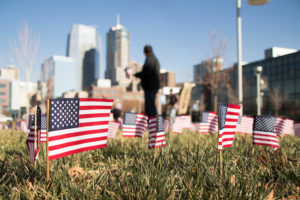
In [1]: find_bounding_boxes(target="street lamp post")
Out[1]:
[255,66,263,115]
[237,0,243,113]
[236,0,270,114]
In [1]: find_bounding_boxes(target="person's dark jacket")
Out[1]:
[135,54,160,91]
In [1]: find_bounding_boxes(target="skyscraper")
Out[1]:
[105,15,130,86]
[41,56,76,98]
[67,24,101,90]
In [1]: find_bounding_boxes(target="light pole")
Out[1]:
[236,0,270,114]
[255,66,263,115]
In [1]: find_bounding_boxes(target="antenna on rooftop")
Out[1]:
[117,14,120,25]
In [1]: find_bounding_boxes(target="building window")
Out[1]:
[0,92,5,95]
[0,84,6,88]
[0,99,5,103]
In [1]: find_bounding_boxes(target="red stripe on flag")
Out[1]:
[49,144,107,160]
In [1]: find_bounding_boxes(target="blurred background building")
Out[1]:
[40,56,76,98]
[67,24,101,91]
[105,15,130,87]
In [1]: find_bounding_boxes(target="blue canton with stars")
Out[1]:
[28,115,35,128]
[124,112,138,125]
[253,115,277,132]
[157,115,164,132]
[201,111,210,123]
[41,114,47,130]
[218,103,228,130]
[49,98,79,131]
[36,106,41,130]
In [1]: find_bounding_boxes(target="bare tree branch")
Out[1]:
[11,21,40,81]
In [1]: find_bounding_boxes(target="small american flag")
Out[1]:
[122,112,148,137]
[148,115,166,148]
[218,103,241,151]
[40,114,47,143]
[172,115,192,134]
[26,107,41,163]
[252,115,279,149]
[108,113,121,138]
[274,117,284,136]
[294,123,300,137]
[280,119,294,136]
[48,98,113,160]
[199,111,218,134]
[236,116,254,134]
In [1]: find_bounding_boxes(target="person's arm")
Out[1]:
[135,57,154,79]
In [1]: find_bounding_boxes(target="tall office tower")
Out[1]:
[105,15,130,86]
[66,24,101,90]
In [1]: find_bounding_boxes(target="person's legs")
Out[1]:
[144,90,157,117]
[170,107,176,125]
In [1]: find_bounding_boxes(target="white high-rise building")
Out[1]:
[67,24,101,90]
[105,15,130,86]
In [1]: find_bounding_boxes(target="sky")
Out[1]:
[0,0,299,83]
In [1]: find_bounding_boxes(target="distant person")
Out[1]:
[135,45,160,117]
[169,89,179,125]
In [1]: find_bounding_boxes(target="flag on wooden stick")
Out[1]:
[199,111,218,134]
[172,115,192,134]
[122,112,148,137]
[148,115,166,148]
[236,116,253,134]
[252,115,279,149]
[218,103,241,151]
[26,107,41,163]
[47,98,113,160]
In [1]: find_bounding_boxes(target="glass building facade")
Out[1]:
[66,24,101,90]
[41,56,76,98]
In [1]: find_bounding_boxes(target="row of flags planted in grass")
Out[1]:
[26,98,299,164]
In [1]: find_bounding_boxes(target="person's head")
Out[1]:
[170,89,173,94]
[144,45,153,56]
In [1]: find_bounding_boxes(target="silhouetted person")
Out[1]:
[135,45,160,117]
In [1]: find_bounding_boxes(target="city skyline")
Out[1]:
[0,0,299,83]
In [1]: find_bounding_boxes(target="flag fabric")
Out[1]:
[121,112,148,137]
[108,113,121,138]
[274,117,284,136]
[26,107,42,163]
[26,115,36,163]
[218,103,241,151]
[172,115,192,134]
[40,114,47,143]
[148,115,166,148]
[236,116,254,134]
[280,119,294,136]
[252,115,279,149]
[48,98,113,160]
[199,111,218,134]
[163,119,170,131]
[294,123,300,137]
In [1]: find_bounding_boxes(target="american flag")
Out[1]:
[294,123,300,137]
[40,114,47,143]
[148,115,166,148]
[108,113,121,138]
[163,119,170,131]
[218,103,241,151]
[274,117,284,136]
[252,115,279,149]
[26,107,41,163]
[172,115,192,134]
[199,111,218,134]
[48,98,113,160]
[278,118,294,136]
[236,116,254,134]
[122,112,148,137]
